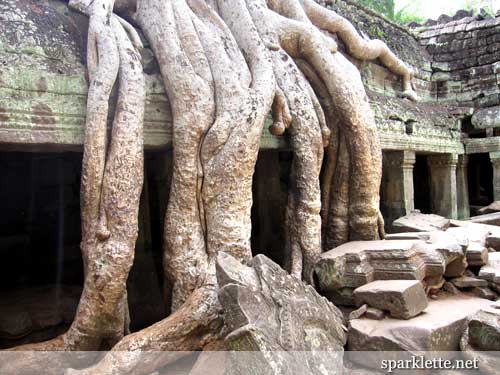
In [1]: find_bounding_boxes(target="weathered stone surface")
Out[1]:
[365,307,385,320]
[471,105,500,129]
[478,201,500,214]
[478,252,500,284]
[348,295,491,355]
[450,276,488,288]
[460,301,500,374]
[486,234,500,250]
[385,232,431,241]
[353,280,428,319]
[470,286,497,300]
[466,242,489,267]
[465,301,500,350]
[348,305,367,321]
[447,221,500,249]
[468,212,500,226]
[392,212,450,233]
[316,237,468,305]
[315,240,426,298]
[217,253,346,374]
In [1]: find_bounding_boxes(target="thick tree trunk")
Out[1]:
[2,1,416,373]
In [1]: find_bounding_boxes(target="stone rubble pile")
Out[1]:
[312,211,500,372]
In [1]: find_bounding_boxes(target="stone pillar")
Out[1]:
[456,155,470,219]
[427,154,458,219]
[381,151,415,226]
[490,152,500,202]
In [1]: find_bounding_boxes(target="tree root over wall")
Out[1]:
[1,0,417,373]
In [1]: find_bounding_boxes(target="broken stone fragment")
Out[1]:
[392,212,450,233]
[469,286,497,300]
[353,280,428,319]
[315,240,427,305]
[443,281,461,295]
[450,276,488,288]
[216,252,346,374]
[316,238,467,305]
[365,307,385,320]
[465,242,489,267]
[348,304,367,321]
[460,301,500,374]
[486,234,500,251]
[478,252,500,285]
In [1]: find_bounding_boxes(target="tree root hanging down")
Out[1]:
[4,0,146,357]
[2,1,418,373]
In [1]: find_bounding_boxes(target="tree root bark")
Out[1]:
[4,0,145,355]
[2,1,417,373]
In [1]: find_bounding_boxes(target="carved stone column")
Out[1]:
[381,151,415,226]
[490,151,500,202]
[427,154,458,219]
[456,154,470,219]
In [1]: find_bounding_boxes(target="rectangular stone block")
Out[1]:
[353,280,428,319]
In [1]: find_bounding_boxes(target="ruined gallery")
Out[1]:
[0,0,499,374]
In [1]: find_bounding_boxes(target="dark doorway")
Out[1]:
[0,150,170,348]
[413,154,431,214]
[468,153,493,210]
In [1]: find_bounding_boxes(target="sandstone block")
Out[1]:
[353,280,428,319]
[450,276,488,288]
[365,307,385,320]
[348,305,367,321]
[465,243,489,267]
[470,286,497,300]
[478,252,500,284]
[392,212,450,233]
[349,296,492,354]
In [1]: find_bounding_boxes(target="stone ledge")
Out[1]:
[0,67,465,154]
[464,137,500,154]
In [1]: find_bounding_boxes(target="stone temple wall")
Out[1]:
[411,13,500,158]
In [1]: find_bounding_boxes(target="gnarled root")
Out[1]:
[298,0,418,101]
[3,0,145,357]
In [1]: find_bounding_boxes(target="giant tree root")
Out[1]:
[4,0,146,355]
[3,1,416,373]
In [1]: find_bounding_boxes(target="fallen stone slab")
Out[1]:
[385,232,431,241]
[353,280,428,319]
[392,212,450,233]
[217,252,346,374]
[468,212,500,226]
[348,295,492,355]
[478,201,500,214]
[448,222,500,247]
[450,276,488,288]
